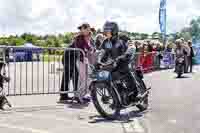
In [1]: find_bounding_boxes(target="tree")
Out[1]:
[174,32,181,40]
[63,32,73,44]
[152,32,162,40]
[140,33,148,40]
[189,17,200,41]
[15,38,26,46]
[180,32,191,41]
[54,38,61,47]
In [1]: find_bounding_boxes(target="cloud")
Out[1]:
[0,0,199,35]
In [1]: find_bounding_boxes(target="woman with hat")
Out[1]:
[59,23,94,103]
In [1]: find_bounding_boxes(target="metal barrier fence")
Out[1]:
[0,46,89,108]
[0,46,176,109]
[134,51,175,73]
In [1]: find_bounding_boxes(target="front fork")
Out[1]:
[89,81,123,108]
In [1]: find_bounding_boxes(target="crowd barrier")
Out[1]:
[134,51,175,73]
[0,46,89,109]
[0,46,176,109]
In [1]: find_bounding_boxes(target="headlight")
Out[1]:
[97,71,111,80]
[99,71,109,78]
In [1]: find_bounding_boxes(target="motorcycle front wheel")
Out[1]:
[135,79,149,112]
[90,82,120,120]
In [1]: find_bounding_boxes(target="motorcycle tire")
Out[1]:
[177,65,183,78]
[136,79,149,112]
[177,73,182,78]
[90,82,121,120]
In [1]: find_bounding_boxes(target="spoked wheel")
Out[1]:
[90,82,120,120]
[135,79,149,112]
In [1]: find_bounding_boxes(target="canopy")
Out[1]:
[11,43,43,62]
[13,43,43,53]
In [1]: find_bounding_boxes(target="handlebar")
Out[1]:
[95,59,117,71]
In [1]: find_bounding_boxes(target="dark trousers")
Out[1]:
[188,56,193,72]
[60,63,79,98]
[184,55,189,73]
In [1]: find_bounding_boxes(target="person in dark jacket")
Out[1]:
[98,22,128,72]
[95,34,104,50]
[187,40,194,73]
[98,21,142,99]
[119,33,130,44]
[58,23,93,103]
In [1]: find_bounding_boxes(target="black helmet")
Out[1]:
[103,21,119,37]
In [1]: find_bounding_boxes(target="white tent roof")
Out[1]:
[23,43,39,48]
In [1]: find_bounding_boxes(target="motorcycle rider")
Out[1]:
[174,39,187,72]
[97,21,142,99]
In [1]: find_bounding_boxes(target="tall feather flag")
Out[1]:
[159,0,167,45]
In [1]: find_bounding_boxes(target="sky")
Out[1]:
[0,0,200,35]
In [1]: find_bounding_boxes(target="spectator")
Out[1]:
[143,42,148,52]
[165,43,173,52]
[147,43,153,52]
[134,41,140,52]
[146,40,153,52]
[187,40,194,73]
[95,33,104,50]
[58,23,93,103]
[181,39,190,73]
[152,42,157,52]
[156,42,163,69]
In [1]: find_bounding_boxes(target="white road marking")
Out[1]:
[132,118,145,133]
[0,123,50,133]
[168,119,177,124]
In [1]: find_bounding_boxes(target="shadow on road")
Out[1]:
[67,103,90,109]
[174,76,191,79]
[63,101,90,109]
[88,110,147,124]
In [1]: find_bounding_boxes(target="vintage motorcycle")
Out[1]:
[89,60,150,120]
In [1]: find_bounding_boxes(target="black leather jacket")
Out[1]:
[98,37,130,72]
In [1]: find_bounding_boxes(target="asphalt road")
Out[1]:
[0,66,200,133]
